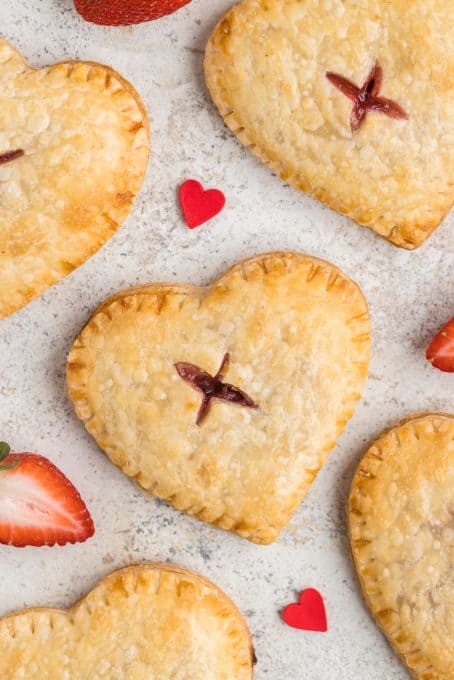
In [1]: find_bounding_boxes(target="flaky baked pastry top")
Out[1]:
[205,0,453,248]
[349,413,454,680]
[67,252,370,544]
[0,563,254,679]
[0,38,149,320]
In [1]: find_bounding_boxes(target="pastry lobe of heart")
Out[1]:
[67,252,370,544]
[349,414,454,680]
[0,564,254,679]
[0,38,150,320]
[205,0,454,248]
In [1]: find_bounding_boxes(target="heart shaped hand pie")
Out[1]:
[205,0,453,249]
[349,414,454,680]
[0,563,254,679]
[0,38,149,320]
[68,252,370,544]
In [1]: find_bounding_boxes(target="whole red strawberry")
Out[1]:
[426,317,454,373]
[74,0,192,25]
[0,442,95,547]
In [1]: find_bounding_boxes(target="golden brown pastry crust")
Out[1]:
[0,38,150,320]
[67,252,370,544]
[349,413,454,680]
[205,0,453,249]
[0,563,254,679]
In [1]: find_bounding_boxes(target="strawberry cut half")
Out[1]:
[74,0,192,26]
[426,317,454,373]
[0,444,95,547]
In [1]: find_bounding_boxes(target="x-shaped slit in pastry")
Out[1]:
[326,61,408,132]
[175,353,257,425]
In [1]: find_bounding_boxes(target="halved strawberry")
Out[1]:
[426,317,454,373]
[74,0,192,26]
[0,443,95,547]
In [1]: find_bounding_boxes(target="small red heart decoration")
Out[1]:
[282,588,328,632]
[179,179,226,229]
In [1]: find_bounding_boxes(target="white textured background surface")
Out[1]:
[0,1,453,678]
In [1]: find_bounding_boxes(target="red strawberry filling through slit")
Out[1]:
[175,353,257,425]
[0,149,24,165]
[326,62,408,132]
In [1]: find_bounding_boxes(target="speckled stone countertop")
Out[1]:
[0,2,452,679]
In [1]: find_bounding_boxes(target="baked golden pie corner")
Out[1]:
[0,37,150,320]
[0,563,254,679]
[349,413,454,680]
[205,0,453,249]
[67,251,370,544]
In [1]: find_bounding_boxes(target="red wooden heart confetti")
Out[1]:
[179,179,226,229]
[282,588,328,632]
